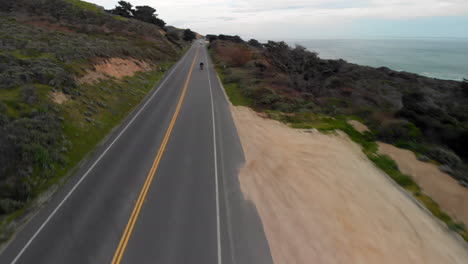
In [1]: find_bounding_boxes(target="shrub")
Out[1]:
[21,85,39,105]
[215,44,252,67]
[256,88,281,106]
[0,101,6,113]
[273,101,295,112]
[428,147,461,167]
[462,79,468,96]
[377,120,422,142]
[0,198,24,215]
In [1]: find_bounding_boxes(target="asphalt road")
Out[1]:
[0,43,273,264]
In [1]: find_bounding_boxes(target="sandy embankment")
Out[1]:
[78,58,152,84]
[231,106,468,264]
[378,142,468,225]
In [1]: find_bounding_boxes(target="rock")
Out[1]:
[83,111,93,117]
[85,117,93,123]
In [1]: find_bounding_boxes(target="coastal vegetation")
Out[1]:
[0,0,192,242]
[107,1,166,28]
[209,35,468,241]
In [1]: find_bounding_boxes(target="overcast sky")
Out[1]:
[88,0,468,39]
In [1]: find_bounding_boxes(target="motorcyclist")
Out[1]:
[200,62,204,70]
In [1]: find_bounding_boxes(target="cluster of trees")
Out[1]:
[108,1,166,28]
[183,29,196,41]
[206,34,244,43]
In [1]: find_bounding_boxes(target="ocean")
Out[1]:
[280,38,468,81]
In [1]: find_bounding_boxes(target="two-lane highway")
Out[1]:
[0,43,273,264]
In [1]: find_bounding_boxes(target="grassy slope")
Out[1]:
[211,52,468,242]
[0,0,187,242]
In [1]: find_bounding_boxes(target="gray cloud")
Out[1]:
[87,0,468,38]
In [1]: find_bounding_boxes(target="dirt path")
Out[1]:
[231,106,468,264]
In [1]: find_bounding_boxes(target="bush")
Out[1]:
[462,79,468,96]
[0,101,6,113]
[428,147,461,167]
[377,120,422,142]
[21,85,39,105]
[215,44,252,67]
[0,198,24,215]
[0,112,63,205]
[256,88,281,105]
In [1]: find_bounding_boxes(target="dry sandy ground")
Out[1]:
[78,58,152,84]
[50,91,69,104]
[347,120,369,133]
[230,106,468,264]
[378,142,468,225]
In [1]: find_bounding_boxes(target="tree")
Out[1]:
[248,39,262,47]
[108,1,166,27]
[205,34,217,42]
[133,5,165,27]
[183,29,196,41]
[110,1,133,18]
[218,34,243,43]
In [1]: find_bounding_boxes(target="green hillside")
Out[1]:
[0,0,192,241]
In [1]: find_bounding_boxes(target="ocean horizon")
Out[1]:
[260,38,468,81]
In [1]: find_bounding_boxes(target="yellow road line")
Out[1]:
[111,46,199,264]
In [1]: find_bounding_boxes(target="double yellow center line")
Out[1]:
[111,46,199,264]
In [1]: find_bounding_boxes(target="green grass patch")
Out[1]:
[64,0,101,13]
[223,83,253,106]
[214,67,253,106]
[368,154,419,189]
[112,15,129,21]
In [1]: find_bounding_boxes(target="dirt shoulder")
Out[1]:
[231,106,468,264]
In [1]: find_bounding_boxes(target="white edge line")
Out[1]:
[9,46,193,264]
[204,47,222,264]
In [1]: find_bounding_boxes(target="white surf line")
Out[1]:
[204,47,222,264]
[8,46,194,264]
